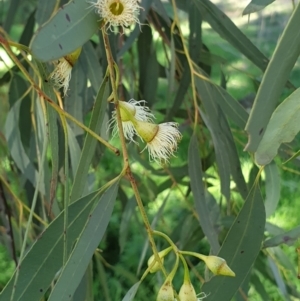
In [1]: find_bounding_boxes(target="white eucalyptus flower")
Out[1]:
[49,48,81,96]
[50,58,72,96]
[91,0,142,31]
[133,121,182,163]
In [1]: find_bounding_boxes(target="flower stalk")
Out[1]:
[101,28,166,276]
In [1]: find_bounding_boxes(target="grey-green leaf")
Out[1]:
[245,3,300,152]
[121,282,141,301]
[0,191,98,301]
[263,225,300,248]
[189,134,220,254]
[47,181,119,301]
[264,162,280,218]
[255,88,300,165]
[201,185,266,301]
[243,0,276,15]
[30,0,99,61]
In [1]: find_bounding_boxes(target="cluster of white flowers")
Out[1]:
[91,0,142,31]
[109,99,182,163]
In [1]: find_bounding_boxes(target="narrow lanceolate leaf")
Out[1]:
[189,135,220,254]
[4,99,45,194]
[35,60,60,215]
[243,0,275,15]
[47,181,119,301]
[0,191,99,301]
[255,88,300,165]
[30,0,99,61]
[263,225,300,248]
[70,75,109,203]
[245,3,300,152]
[121,282,141,301]
[201,185,265,301]
[190,0,270,73]
[264,162,280,218]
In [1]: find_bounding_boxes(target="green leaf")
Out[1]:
[264,162,280,218]
[35,60,61,216]
[251,273,271,301]
[80,41,103,94]
[188,134,220,254]
[47,181,119,301]
[121,282,141,301]
[201,185,266,301]
[0,191,98,301]
[30,0,99,61]
[65,60,87,136]
[245,4,300,152]
[243,0,276,15]
[3,0,20,32]
[263,225,300,248]
[189,0,270,73]
[4,99,44,193]
[35,0,57,25]
[119,197,136,254]
[255,88,300,165]
[268,257,291,300]
[69,74,109,203]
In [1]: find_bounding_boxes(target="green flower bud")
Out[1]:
[178,281,197,301]
[203,255,235,277]
[156,281,174,301]
[147,247,172,273]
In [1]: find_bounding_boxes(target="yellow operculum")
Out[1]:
[178,281,197,301]
[133,120,159,143]
[119,101,136,122]
[64,47,82,67]
[202,255,235,277]
[156,281,174,301]
[147,247,172,273]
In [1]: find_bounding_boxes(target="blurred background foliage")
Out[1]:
[0,0,300,300]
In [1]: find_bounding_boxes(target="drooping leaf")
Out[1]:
[4,99,45,194]
[119,197,136,254]
[35,0,57,25]
[64,60,86,136]
[255,88,300,165]
[69,74,109,203]
[47,181,119,301]
[121,282,141,301]
[30,0,99,61]
[0,191,99,301]
[264,162,280,217]
[245,4,300,152]
[243,0,276,15]
[80,41,103,94]
[268,256,291,301]
[201,185,266,301]
[263,225,300,248]
[251,273,271,301]
[35,60,61,216]
[189,134,220,254]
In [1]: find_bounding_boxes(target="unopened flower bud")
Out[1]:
[178,281,197,301]
[156,281,174,301]
[203,255,235,277]
[147,247,172,273]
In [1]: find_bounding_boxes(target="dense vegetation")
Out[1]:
[0,0,300,300]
